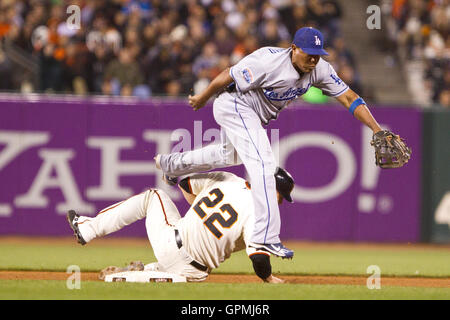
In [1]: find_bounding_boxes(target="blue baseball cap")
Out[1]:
[293,27,329,56]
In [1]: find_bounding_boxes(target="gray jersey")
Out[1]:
[229,47,349,124]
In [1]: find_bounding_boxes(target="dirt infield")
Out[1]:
[1,271,449,288]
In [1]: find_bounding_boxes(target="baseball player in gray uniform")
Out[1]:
[155,27,383,259]
[67,168,295,283]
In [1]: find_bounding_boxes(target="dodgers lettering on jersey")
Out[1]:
[175,172,260,269]
[229,47,349,124]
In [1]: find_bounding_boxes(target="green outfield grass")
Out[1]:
[0,280,449,300]
[1,240,449,277]
[0,238,449,300]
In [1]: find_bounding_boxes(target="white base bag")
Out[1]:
[104,271,187,283]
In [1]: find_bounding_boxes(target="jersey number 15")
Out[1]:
[193,188,238,239]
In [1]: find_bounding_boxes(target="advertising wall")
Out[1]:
[0,97,422,241]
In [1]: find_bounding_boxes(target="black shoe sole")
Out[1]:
[163,174,178,186]
[67,210,87,245]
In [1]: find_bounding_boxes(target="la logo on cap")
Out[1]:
[293,27,329,55]
[315,35,321,46]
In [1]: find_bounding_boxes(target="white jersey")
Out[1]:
[229,47,349,124]
[175,171,259,269]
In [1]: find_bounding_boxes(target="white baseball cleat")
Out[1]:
[248,242,294,259]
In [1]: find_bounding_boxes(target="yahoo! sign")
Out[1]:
[0,97,422,241]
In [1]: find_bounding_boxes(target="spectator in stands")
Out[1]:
[1,0,364,101]
[192,42,219,78]
[439,89,450,108]
[91,45,113,94]
[38,43,63,92]
[333,37,357,69]
[388,0,449,107]
[230,34,259,64]
[338,63,363,97]
[213,26,235,56]
[258,18,282,47]
[63,40,94,94]
[104,47,144,95]
[0,44,13,90]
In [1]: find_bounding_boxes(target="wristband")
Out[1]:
[249,253,272,280]
[349,97,366,115]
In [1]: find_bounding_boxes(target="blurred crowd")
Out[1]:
[0,0,364,100]
[387,0,449,107]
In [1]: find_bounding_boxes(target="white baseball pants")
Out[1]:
[160,92,281,244]
[76,189,208,281]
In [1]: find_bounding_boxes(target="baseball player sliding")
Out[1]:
[67,168,295,283]
[155,27,385,258]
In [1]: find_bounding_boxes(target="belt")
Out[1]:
[174,229,208,272]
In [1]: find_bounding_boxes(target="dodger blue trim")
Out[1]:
[349,97,366,115]
[234,98,271,243]
[328,85,349,97]
[229,67,241,92]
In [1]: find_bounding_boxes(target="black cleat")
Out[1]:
[67,210,87,245]
[162,174,178,186]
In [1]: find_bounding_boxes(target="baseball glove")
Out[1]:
[370,130,412,169]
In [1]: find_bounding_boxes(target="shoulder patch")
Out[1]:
[242,68,253,84]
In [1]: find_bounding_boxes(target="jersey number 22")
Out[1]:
[193,188,238,239]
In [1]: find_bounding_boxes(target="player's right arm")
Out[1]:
[188,68,234,111]
[249,252,285,283]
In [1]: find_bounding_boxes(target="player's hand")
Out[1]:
[264,275,285,284]
[188,94,207,111]
[98,266,124,280]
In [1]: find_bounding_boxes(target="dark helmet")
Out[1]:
[274,167,294,203]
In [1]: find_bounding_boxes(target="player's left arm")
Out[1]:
[335,88,382,134]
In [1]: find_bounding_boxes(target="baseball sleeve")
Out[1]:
[314,60,349,97]
[229,49,267,93]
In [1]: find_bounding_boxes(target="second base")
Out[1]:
[104,270,187,283]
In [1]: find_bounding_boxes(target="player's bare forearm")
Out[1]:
[188,68,233,111]
[353,104,382,133]
[336,89,382,133]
